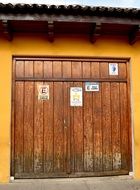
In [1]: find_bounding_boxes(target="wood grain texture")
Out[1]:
[24,61,34,173]
[111,82,121,170]
[53,61,62,78]
[14,82,24,174]
[100,62,109,78]
[34,61,43,78]
[91,62,100,78]
[33,61,44,173]
[34,82,44,173]
[83,86,93,172]
[70,82,75,173]
[43,82,54,173]
[102,82,112,171]
[53,82,64,173]
[44,61,53,78]
[24,61,33,77]
[23,82,34,173]
[119,63,127,79]
[72,62,82,78]
[63,82,71,173]
[83,62,91,78]
[120,83,129,170]
[16,61,24,78]
[93,86,102,172]
[62,61,72,78]
[73,82,83,172]
[127,61,132,171]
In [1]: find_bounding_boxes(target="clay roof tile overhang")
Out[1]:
[0,3,140,44]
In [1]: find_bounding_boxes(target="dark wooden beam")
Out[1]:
[48,21,54,42]
[15,77,127,82]
[129,25,140,45]
[1,20,12,41]
[1,14,140,25]
[90,23,101,43]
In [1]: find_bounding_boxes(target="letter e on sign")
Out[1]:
[38,85,49,100]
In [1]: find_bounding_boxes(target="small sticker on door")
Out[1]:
[85,82,99,92]
[109,63,118,75]
[70,87,83,106]
[38,85,49,100]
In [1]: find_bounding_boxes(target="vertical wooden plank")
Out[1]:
[83,62,91,78]
[63,82,71,174]
[33,60,44,173]
[91,62,100,78]
[34,82,44,173]
[83,88,93,172]
[100,62,108,78]
[34,61,43,78]
[24,82,34,173]
[25,61,33,77]
[16,61,24,78]
[44,82,54,173]
[120,83,129,170]
[53,61,62,78]
[62,64,72,173]
[93,86,102,172]
[62,61,72,78]
[23,61,34,172]
[119,63,127,79]
[102,82,112,171]
[83,59,93,173]
[91,62,103,172]
[44,61,53,78]
[53,82,64,173]
[63,82,68,173]
[111,82,121,170]
[72,62,82,78]
[70,82,75,173]
[73,82,83,172]
[14,82,24,174]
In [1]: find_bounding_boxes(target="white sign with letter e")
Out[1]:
[38,85,49,100]
[85,82,99,92]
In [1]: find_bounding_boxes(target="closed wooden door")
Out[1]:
[12,57,131,178]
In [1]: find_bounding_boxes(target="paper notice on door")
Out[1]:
[70,87,83,106]
[38,85,49,100]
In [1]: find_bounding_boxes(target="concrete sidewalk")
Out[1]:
[0,176,140,190]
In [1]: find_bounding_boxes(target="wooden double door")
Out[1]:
[12,57,131,178]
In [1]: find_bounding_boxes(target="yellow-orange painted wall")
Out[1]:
[0,34,140,183]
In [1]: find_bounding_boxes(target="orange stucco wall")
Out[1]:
[0,33,140,183]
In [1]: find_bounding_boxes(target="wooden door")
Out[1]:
[12,57,131,178]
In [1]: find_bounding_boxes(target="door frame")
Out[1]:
[11,56,132,177]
